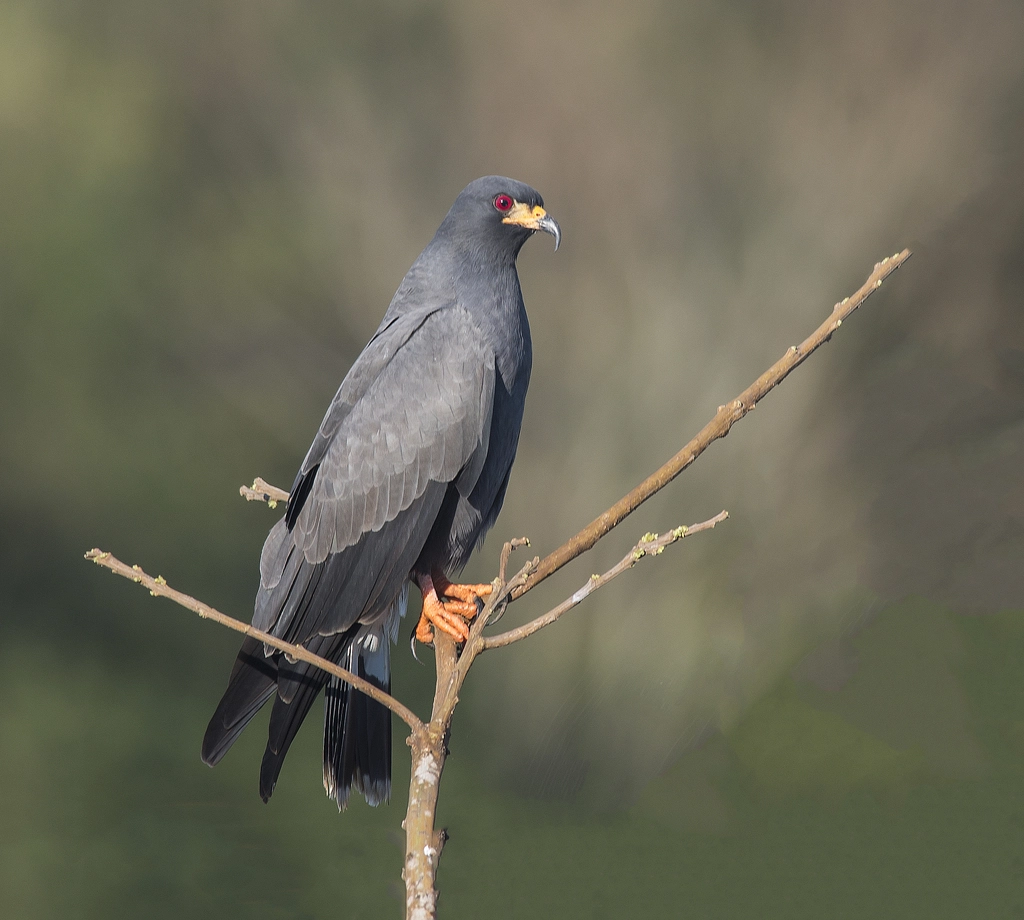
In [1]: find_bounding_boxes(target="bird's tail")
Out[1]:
[201,636,278,768]
[322,624,393,810]
[203,590,404,809]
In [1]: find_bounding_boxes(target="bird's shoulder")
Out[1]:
[298,302,490,468]
[321,303,494,472]
[286,303,496,560]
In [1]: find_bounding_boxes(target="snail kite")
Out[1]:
[201,176,560,809]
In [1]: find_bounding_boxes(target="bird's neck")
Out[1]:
[450,245,531,385]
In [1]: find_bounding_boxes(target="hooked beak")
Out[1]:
[502,201,561,251]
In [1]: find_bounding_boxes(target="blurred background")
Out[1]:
[3,0,1024,916]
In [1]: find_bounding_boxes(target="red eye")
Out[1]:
[493,194,513,212]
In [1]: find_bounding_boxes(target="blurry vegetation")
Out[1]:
[2,0,1024,915]
[3,600,1023,917]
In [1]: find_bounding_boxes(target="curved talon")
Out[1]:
[413,616,434,650]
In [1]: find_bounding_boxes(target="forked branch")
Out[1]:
[484,510,729,650]
[86,249,911,920]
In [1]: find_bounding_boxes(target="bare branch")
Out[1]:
[83,548,425,732]
[237,251,909,614]
[510,249,912,600]
[394,511,731,912]
[239,477,290,506]
[128,248,909,919]
[484,552,539,627]
[483,510,729,650]
[499,537,531,584]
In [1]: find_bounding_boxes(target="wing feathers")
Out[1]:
[207,306,497,785]
[290,307,495,565]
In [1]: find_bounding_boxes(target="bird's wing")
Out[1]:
[289,305,442,499]
[254,305,495,640]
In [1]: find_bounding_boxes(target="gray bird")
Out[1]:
[201,176,559,809]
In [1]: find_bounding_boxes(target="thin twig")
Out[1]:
[499,537,531,584]
[484,511,729,650]
[486,553,539,626]
[83,549,424,732]
[239,477,290,506]
[510,249,911,600]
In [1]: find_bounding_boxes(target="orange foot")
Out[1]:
[414,572,493,645]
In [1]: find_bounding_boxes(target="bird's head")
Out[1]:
[442,176,561,256]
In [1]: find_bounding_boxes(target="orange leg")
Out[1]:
[414,572,494,645]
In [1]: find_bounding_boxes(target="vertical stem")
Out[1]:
[403,632,459,920]
[403,729,446,920]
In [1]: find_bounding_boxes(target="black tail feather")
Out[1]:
[257,631,345,802]
[201,637,278,767]
[323,648,392,810]
[258,672,326,802]
[203,621,393,810]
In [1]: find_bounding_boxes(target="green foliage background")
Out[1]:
[2,0,1023,916]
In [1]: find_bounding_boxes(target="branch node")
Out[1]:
[483,510,729,650]
[498,536,532,584]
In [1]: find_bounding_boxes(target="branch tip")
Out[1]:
[239,478,291,506]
